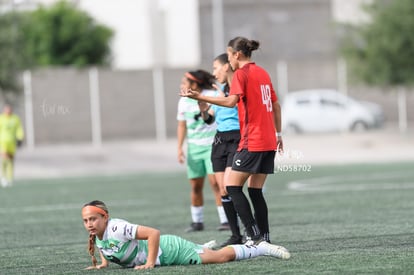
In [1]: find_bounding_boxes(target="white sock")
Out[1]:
[230,244,262,260]
[217,206,228,224]
[191,206,204,223]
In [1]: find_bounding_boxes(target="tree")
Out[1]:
[0,11,27,100]
[0,0,113,99]
[340,0,414,131]
[21,1,113,67]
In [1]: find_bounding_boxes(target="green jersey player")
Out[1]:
[0,104,24,187]
[177,70,229,232]
[81,200,290,270]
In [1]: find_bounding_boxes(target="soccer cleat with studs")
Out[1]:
[185,222,204,232]
[219,235,243,247]
[216,222,231,231]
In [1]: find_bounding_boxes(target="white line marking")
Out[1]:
[287,171,414,193]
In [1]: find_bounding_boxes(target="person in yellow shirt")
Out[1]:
[0,104,24,187]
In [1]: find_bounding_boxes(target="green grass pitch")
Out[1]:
[1,162,413,274]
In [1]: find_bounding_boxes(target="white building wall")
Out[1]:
[78,0,153,69]
[78,0,200,69]
[162,0,201,68]
[331,0,372,25]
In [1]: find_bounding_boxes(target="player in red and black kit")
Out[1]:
[180,36,284,247]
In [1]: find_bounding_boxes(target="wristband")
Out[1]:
[203,112,215,124]
[276,132,282,137]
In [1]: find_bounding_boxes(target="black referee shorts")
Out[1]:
[211,130,240,172]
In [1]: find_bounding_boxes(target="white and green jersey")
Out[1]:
[95,218,157,267]
[177,89,217,148]
[95,218,203,267]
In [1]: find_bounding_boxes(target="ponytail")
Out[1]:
[88,233,97,267]
[227,36,260,58]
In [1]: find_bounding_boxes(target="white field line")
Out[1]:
[287,171,414,193]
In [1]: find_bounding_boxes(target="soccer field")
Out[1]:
[1,161,414,274]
